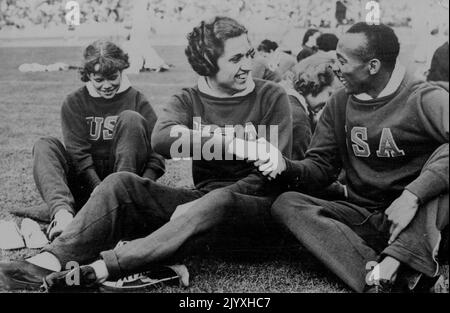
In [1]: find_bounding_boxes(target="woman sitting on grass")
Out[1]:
[32,40,165,240]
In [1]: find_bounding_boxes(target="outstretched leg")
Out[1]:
[43,172,204,269]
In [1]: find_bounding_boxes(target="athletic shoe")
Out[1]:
[0,261,54,291]
[364,279,394,293]
[100,264,189,292]
[41,265,97,292]
[364,266,439,293]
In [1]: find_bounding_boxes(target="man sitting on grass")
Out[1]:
[0,16,293,292]
[253,22,448,293]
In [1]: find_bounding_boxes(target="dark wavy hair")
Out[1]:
[79,40,130,82]
[293,54,337,97]
[185,16,248,76]
[257,39,278,53]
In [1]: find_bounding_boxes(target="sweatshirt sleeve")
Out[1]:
[406,144,449,204]
[417,86,449,142]
[61,95,101,189]
[152,92,237,160]
[151,92,194,159]
[405,86,449,203]
[136,93,165,180]
[289,95,313,160]
[281,97,342,191]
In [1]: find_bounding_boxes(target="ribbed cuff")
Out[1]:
[280,157,302,183]
[100,250,122,280]
[405,170,447,204]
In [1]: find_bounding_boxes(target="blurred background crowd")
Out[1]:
[0,0,447,31]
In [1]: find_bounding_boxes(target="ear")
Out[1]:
[368,59,381,75]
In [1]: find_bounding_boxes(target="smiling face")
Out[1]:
[89,70,122,99]
[208,34,255,96]
[334,33,372,95]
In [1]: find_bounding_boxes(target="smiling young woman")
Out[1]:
[30,40,165,241]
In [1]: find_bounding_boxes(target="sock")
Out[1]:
[26,252,62,272]
[90,260,109,283]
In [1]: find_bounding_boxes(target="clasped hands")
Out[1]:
[227,137,286,180]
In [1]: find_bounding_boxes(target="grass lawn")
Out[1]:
[0,41,445,293]
[0,44,350,293]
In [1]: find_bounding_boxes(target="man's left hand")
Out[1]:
[385,190,420,245]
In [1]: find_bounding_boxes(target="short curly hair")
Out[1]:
[80,40,130,82]
[293,54,336,97]
[185,16,247,76]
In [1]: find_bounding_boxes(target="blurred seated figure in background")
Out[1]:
[316,33,339,56]
[427,40,449,83]
[257,39,296,79]
[297,28,321,62]
[278,53,346,200]
[251,53,282,83]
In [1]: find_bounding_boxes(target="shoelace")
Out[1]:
[39,278,50,293]
[110,271,180,288]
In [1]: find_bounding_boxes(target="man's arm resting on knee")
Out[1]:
[405,144,449,205]
[404,83,448,202]
[386,144,449,243]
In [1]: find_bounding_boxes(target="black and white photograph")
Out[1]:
[0,0,448,300]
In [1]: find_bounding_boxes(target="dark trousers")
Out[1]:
[271,191,448,292]
[33,111,151,219]
[43,172,278,279]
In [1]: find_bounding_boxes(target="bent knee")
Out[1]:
[33,136,64,155]
[117,110,145,125]
[102,171,140,187]
[271,191,312,220]
[187,189,236,221]
[209,188,236,204]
